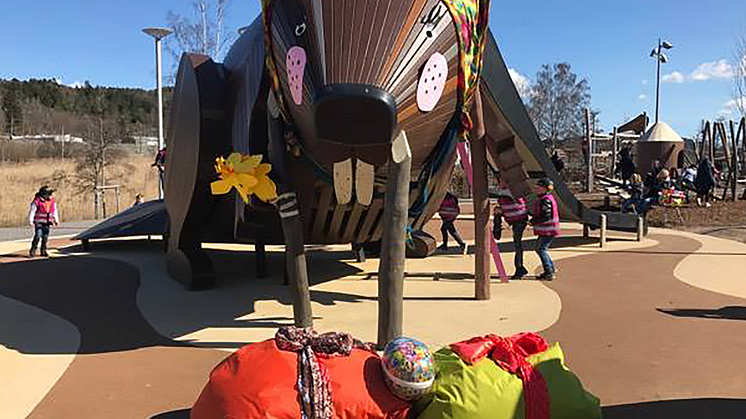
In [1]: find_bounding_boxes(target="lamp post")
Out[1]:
[143,27,173,199]
[650,38,673,124]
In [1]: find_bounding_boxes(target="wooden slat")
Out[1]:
[356,199,383,242]
[312,186,333,241]
[370,210,385,242]
[342,203,366,242]
[328,204,348,241]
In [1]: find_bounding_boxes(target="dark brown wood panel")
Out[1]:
[356,199,383,243]
[342,202,366,242]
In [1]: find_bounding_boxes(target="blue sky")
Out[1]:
[0,0,744,137]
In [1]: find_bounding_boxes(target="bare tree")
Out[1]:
[733,32,746,119]
[528,63,591,150]
[165,0,236,82]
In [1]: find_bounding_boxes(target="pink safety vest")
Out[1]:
[532,194,560,237]
[497,195,528,224]
[33,197,57,224]
[439,195,460,221]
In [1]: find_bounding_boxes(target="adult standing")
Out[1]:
[694,158,715,207]
[618,147,636,185]
[28,186,59,257]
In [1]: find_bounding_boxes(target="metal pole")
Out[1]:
[655,39,661,124]
[585,108,593,193]
[156,37,165,200]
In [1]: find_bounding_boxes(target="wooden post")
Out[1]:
[470,89,490,301]
[585,108,593,193]
[612,127,618,178]
[700,122,710,163]
[637,216,644,242]
[278,192,313,327]
[599,214,607,248]
[583,224,590,239]
[731,121,740,201]
[115,186,120,214]
[268,112,313,328]
[94,189,100,220]
[377,130,412,348]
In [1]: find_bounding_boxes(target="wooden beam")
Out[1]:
[342,203,365,242]
[732,120,740,201]
[312,186,333,242]
[699,121,710,163]
[377,131,412,348]
[357,199,383,243]
[328,204,348,242]
[612,127,618,177]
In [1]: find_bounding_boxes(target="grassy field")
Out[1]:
[0,155,158,227]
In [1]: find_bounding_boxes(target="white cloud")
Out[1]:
[637,94,647,101]
[662,71,685,83]
[67,81,85,88]
[641,79,649,85]
[720,97,746,116]
[508,68,531,100]
[690,59,733,81]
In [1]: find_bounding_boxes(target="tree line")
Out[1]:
[0,78,172,140]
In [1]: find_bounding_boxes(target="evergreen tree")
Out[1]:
[2,80,24,136]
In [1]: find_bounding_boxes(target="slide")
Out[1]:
[480,31,640,233]
[74,200,168,242]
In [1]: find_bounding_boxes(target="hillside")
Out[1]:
[0,78,173,140]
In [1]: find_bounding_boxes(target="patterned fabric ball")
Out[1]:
[381,337,435,401]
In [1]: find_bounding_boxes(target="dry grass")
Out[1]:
[0,156,158,227]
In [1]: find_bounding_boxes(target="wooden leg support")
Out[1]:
[377,131,412,348]
[277,192,313,328]
[600,214,607,248]
[471,135,491,301]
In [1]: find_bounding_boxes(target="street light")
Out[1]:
[143,27,173,199]
[650,38,673,124]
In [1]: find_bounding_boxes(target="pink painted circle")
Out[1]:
[417,52,448,112]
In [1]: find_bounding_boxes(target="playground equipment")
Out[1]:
[697,118,746,201]
[76,0,640,344]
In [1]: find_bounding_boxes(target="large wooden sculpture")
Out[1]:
[165,0,538,337]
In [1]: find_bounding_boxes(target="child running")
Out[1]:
[530,178,559,280]
[437,191,467,254]
[495,179,529,279]
[28,186,59,257]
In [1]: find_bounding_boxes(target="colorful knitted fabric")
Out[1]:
[260,0,291,124]
[275,326,376,419]
[441,0,491,141]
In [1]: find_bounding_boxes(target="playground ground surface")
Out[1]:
[1,220,746,419]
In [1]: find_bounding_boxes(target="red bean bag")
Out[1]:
[191,339,411,419]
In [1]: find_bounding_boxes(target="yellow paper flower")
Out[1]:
[210,153,278,203]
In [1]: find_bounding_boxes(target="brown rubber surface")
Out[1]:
[542,232,746,417]
[2,232,746,418]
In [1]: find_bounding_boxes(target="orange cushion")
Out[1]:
[191,340,411,419]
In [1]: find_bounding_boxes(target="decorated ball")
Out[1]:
[381,337,435,401]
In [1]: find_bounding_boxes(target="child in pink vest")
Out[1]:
[438,191,467,254]
[28,186,59,257]
[530,178,559,280]
[495,180,530,279]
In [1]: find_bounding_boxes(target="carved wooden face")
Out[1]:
[266,0,459,175]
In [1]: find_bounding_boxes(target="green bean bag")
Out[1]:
[414,343,601,419]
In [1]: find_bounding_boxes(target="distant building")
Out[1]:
[12,134,84,143]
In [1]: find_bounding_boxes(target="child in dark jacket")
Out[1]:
[530,178,560,280]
